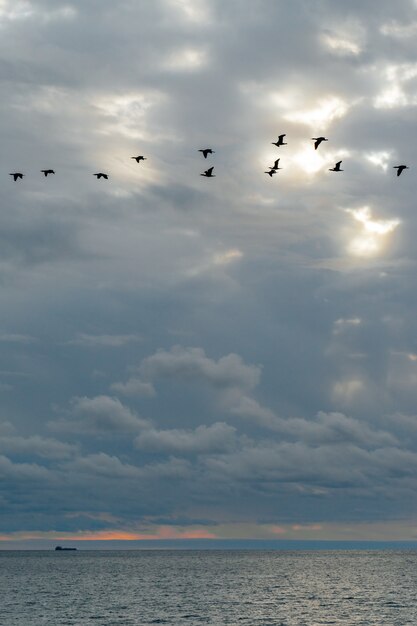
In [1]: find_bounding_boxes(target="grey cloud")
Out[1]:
[140,346,261,391]
[66,452,190,481]
[232,399,398,448]
[135,422,237,454]
[67,333,143,347]
[203,439,417,494]
[49,395,149,434]
[0,422,16,436]
[0,454,51,481]
[110,377,156,397]
[0,333,36,344]
[0,435,78,459]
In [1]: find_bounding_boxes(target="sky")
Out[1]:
[1,0,417,547]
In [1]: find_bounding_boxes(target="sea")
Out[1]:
[1,550,416,625]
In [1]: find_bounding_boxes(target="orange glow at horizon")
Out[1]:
[0,527,218,542]
[59,527,218,541]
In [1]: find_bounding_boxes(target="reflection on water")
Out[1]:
[1,550,416,625]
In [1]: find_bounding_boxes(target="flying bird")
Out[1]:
[199,149,215,158]
[393,165,409,177]
[9,173,24,181]
[329,160,343,172]
[312,137,328,150]
[94,173,109,179]
[201,166,215,177]
[131,156,147,163]
[264,170,276,177]
[41,169,55,177]
[272,134,287,147]
[270,159,282,170]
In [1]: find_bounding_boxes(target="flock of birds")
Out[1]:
[264,134,409,177]
[7,136,410,181]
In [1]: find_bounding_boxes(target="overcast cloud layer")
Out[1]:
[1,0,417,544]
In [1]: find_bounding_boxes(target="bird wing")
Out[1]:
[336,160,342,167]
[206,167,214,175]
[273,159,280,168]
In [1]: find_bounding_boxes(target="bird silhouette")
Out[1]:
[201,166,215,177]
[312,137,328,150]
[9,173,24,181]
[41,169,55,177]
[329,160,343,172]
[198,148,215,158]
[264,170,276,177]
[393,165,409,176]
[272,134,287,147]
[131,156,147,163]
[270,158,282,170]
[94,173,109,179]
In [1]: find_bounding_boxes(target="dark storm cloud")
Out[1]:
[1,0,417,539]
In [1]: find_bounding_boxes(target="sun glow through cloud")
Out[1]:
[291,146,326,174]
[321,34,361,56]
[365,151,392,171]
[346,206,400,257]
[284,97,349,130]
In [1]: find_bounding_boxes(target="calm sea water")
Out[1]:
[1,550,416,625]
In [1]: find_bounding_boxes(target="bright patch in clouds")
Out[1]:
[291,146,326,174]
[321,34,361,56]
[380,21,417,38]
[365,151,392,171]
[0,1,76,23]
[333,379,363,402]
[333,318,361,334]
[0,0,33,21]
[162,47,208,71]
[213,249,243,266]
[346,206,400,257]
[167,0,211,24]
[94,91,165,140]
[374,63,417,108]
[284,97,349,129]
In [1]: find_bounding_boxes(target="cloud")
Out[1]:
[135,422,237,454]
[0,435,78,460]
[0,455,51,481]
[67,333,143,348]
[66,452,190,481]
[140,346,261,391]
[110,377,155,397]
[49,395,149,435]
[0,333,36,344]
